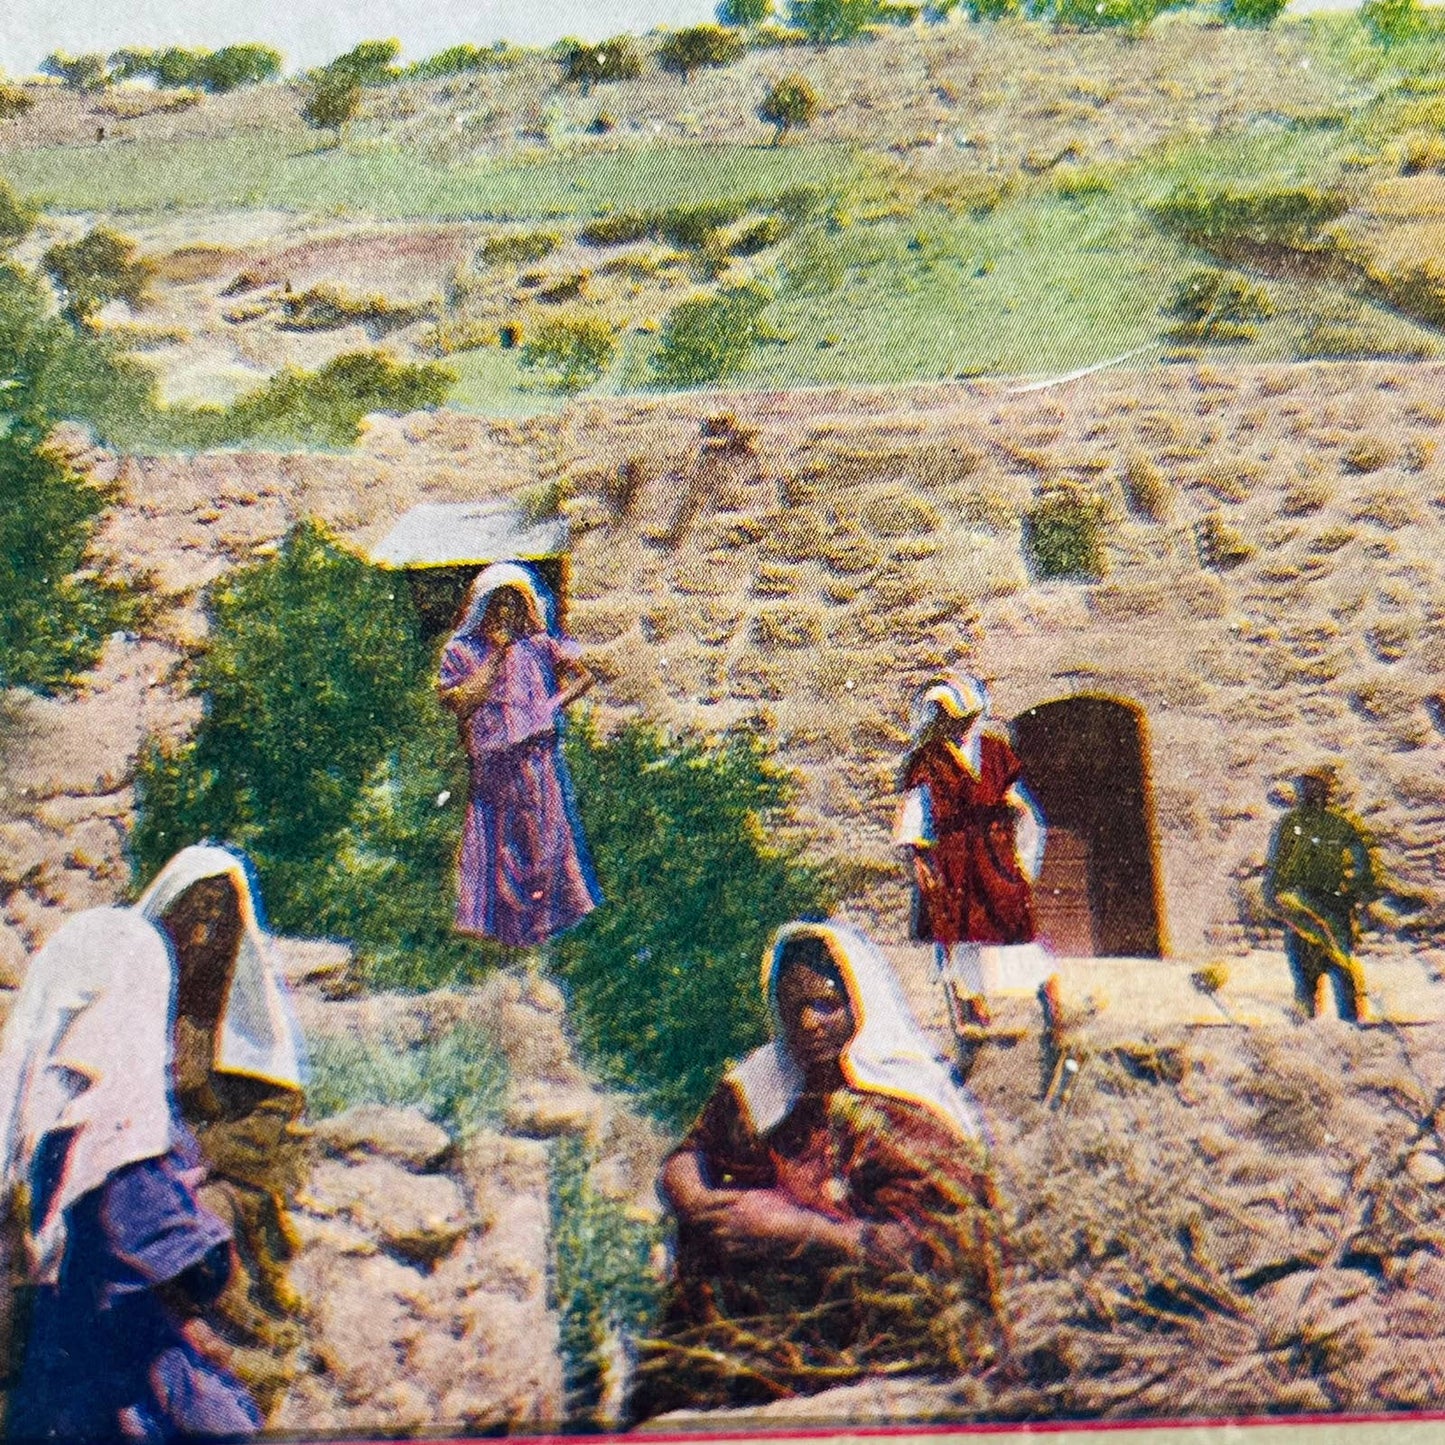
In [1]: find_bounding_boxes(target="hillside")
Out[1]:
[3,14,1445,420]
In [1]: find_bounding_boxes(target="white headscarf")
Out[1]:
[727,921,986,1143]
[449,561,556,645]
[0,908,175,1283]
[135,844,306,1092]
[909,673,989,749]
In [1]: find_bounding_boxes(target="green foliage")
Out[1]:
[405,44,514,79]
[965,0,1019,18]
[719,0,776,22]
[308,1023,509,1140]
[520,314,618,393]
[131,521,424,928]
[759,74,819,138]
[1361,0,1424,44]
[0,181,36,248]
[1164,268,1273,341]
[0,84,33,121]
[649,284,771,390]
[327,39,402,85]
[300,69,362,142]
[556,717,833,1127]
[658,26,747,80]
[0,424,130,692]
[218,351,454,447]
[1150,184,1349,251]
[550,1136,663,1424]
[1218,0,1289,28]
[788,0,883,41]
[197,45,284,92]
[580,200,768,250]
[42,228,154,323]
[1023,482,1109,580]
[480,231,561,268]
[39,52,109,92]
[558,36,645,91]
[1049,0,1174,31]
[106,45,278,91]
[0,262,156,444]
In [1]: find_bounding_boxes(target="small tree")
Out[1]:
[0,179,36,247]
[39,52,110,92]
[327,38,402,84]
[301,69,362,147]
[520,314,618,392]
[1218,0,1288,24]
[966,0,1018,17]
[759,74,818,141]
[1361,0,1422,42]
[658,25,747,80]
[42,229,154,324]
[0,83,33,120]
[787,0,883,42]
[557,36,644,93]
[197,44,284,92]
[719,0,777,20]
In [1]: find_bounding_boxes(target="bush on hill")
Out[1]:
[520,314,618,392]
[658,25,747,79]
[39,52,109,92]
[1150,185,1350,252]
[109,45,282,92]
[759,73,819,139]
[0,84,33,120]
[718,0,776,22]
[0,181,36,247]
[42,229,155,324]
[301,68,362,144]
[788,0,885,42]
[326,39,402,85]
[1164,268,1274,341]
[557,36,645,91]
[1361,0,1424,43]
[404,44,518,80]
[1023,481,1109,580]
[1218,0,1290,28]
[649,283,771,390]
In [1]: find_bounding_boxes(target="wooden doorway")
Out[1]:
[1012,695,1163,957]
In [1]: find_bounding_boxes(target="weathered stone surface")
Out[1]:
[313,1105,453,1171]
[302,1157,470,1264]
[0,821,53,887]
[0,919,29,990]
[504,1082,607,1142]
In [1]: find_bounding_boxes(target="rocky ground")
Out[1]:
[3,362,1445,1430]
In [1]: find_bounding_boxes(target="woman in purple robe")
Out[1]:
[0,909,262,1443]
[437,563,601,950]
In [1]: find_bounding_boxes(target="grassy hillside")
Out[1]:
[2,13,1445,428]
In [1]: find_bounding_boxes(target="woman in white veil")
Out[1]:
[633,919,1007,1418]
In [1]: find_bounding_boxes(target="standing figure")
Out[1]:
[0,908,262,1442]
[632,920,1006,1419]
[894,675,1046,1046]
[135,844,311,1421]
[437,563,601,951]
[1263,765,1375,1023]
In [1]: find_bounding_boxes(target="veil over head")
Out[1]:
[909,674,989,747]
[727,920,986,1143]
[136,843,306,1093]
[451,562,557,645]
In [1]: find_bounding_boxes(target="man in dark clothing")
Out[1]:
[1263,765,1375,1022]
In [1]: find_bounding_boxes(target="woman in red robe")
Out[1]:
[631,921,1007,1419]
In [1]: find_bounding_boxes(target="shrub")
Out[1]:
[788,0,885,41]
[558,36,644,91]
[550,1136,663,1425]
[1361,0,1423,43]
[659,25,747,79]
[1023,482,1109,580]
[1164,269,1273,342]
[719,0,776,21]
[1150,185,1350,251]
[197,44,284,92]
[0,84,33,120]
[967,0,1020,16]
[1050,0,1172,31]
[222,351,454,447]
[308,1023,509,1139]
[556,717,833,1127]
[0,424,131,692]
[521,314,618,392]
[326,38,402,84]
[481,231,561,268]
[42,229,154,324]
[579,213,655,247]
[649,283,771,390]
[1120,452,1173,522]
[131,520,425,928]
[581,203,749,250]
[1392,130,1445,175]
[301,68,362,144]
[405,43,510,80]
[759,74,819,140]
[1219,0,1289,26]
[0,181,36,247]
[39,52,109,91]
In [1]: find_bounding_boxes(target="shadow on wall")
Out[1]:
[1013,695,1164,959]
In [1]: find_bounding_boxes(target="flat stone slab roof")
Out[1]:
[369,502,567,569]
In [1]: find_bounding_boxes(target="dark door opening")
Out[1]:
[1011,695,1163,958]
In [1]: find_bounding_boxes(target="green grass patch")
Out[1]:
[0,134,858,221]
[445,345,572,417]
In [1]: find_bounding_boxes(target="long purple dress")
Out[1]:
[439,631,600,948]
